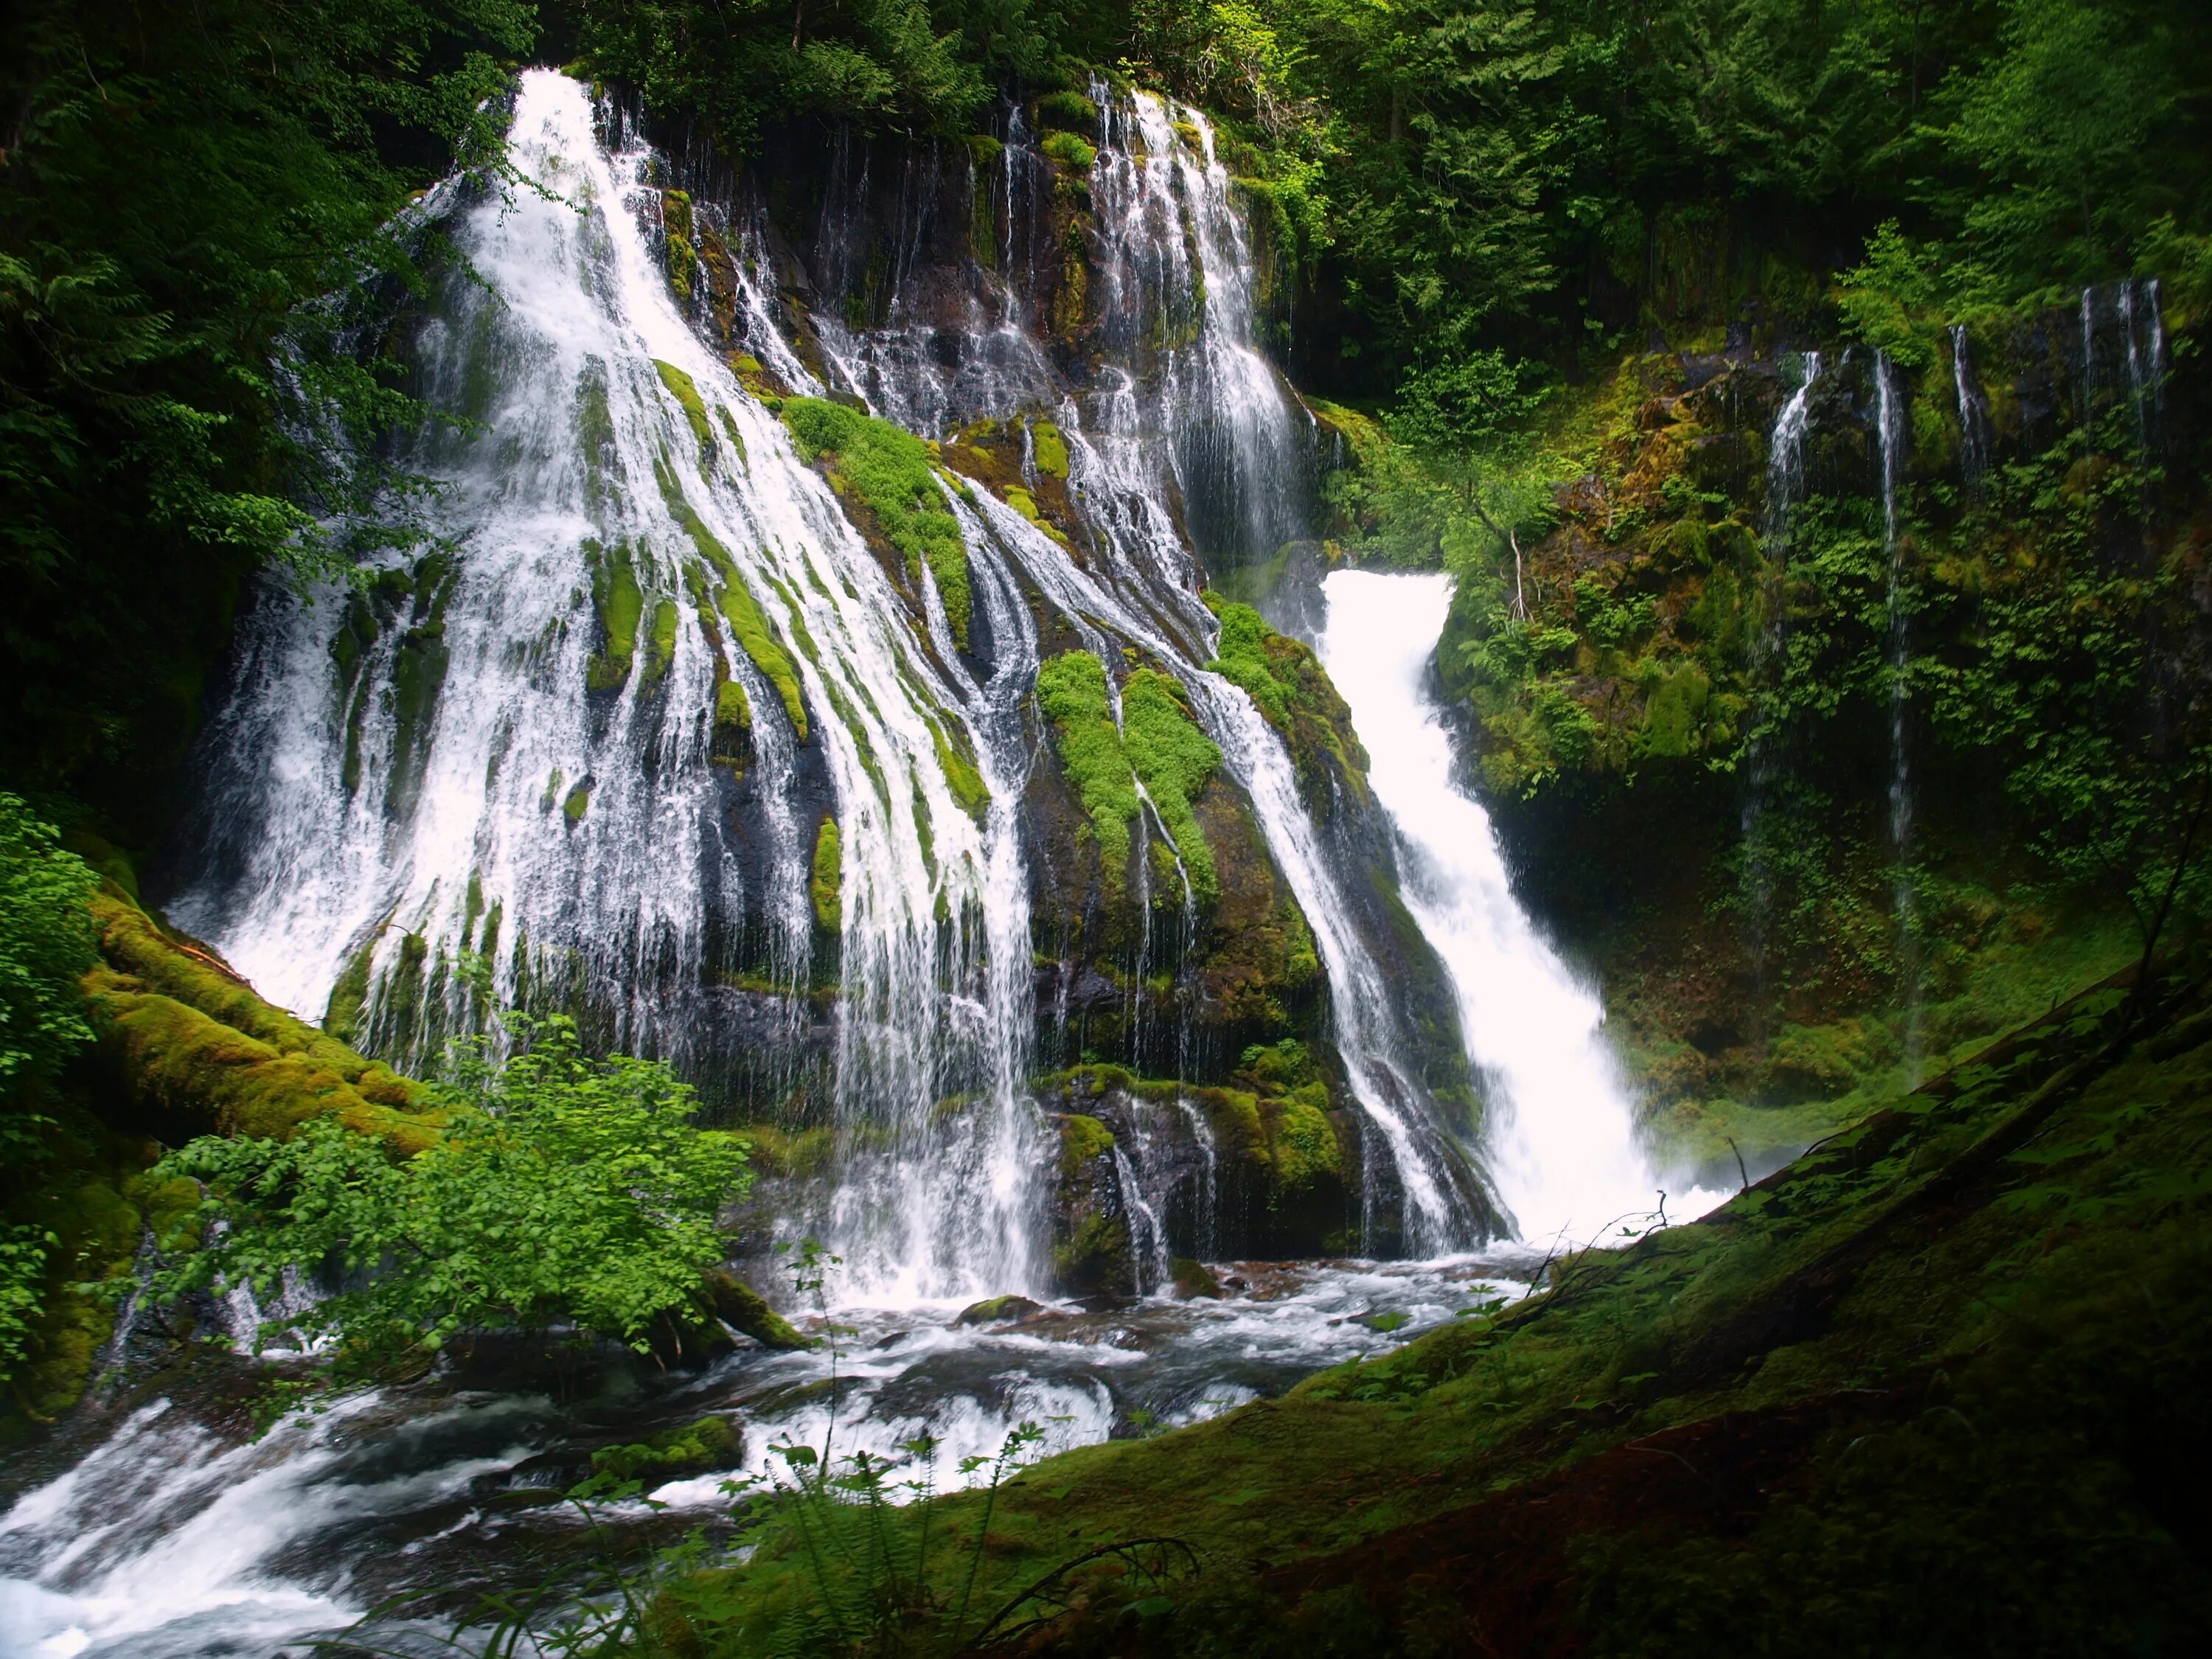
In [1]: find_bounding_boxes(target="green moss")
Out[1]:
[1002,484,1067,543]
[660,192,696,301]
[810,818,842,931]
[1035,650,1139,897]
[585,538,645,691]
[653,459,809,739]
[563,781,591,821]
[1121,669,1221,903]
[964,133,1005,167]
[1053,1208,1127,1287]
[1259,1085,1340,1192]
[1041,131,1096,172]
[714,676,751,731]
[926,716,991,818]
[91,895,425,1112]
[1059,1112,1116,1177]
[779,398,973,649]
[1203,594,1368,799]
[1206,599,1293,725]
[714,404,748,470]
[591,1413,738,1484]
[653,358,716,462]
[4,1168,143,1425]
[1029,417,1070,478]
[643,597,678,686]
[322,933,377,1044]
[388,553,457,815]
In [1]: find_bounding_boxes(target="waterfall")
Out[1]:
[1951,324,1991,487]
[167,72,1044,1301]
[949,485,1489,1253]
[161,71,1489,1276]
[1318,572,1696,1245]
[1740,349,1823,999]
[1875,354,1921,1083]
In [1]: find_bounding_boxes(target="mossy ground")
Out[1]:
[660,964,2212,1655]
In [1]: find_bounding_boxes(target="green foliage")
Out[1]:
[575,0,1046,155]
[0,796,99,1116]
[1,0,535,827]
[0,1224,53,1381]
[780,396,973,650]
[150,1011,752,1353]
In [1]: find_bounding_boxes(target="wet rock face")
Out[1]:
[1035,1060,1365,1287]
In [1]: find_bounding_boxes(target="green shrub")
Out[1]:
[1040,131,1096,172]
[150,1012,753,1354]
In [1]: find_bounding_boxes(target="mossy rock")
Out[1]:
[653,458,809,739]
[1059,1111,1116,1177]
[653,358,717,466]
[1034,91,1100,137]
[810,818,842,932]
[955,1294,1047,1326]
[591,1413,740,1484]
[779,397,972,650]
[90,894,427,1113]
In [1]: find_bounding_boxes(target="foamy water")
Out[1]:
[1318,571,1721,1245]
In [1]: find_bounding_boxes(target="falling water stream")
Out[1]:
[1318,574,1714,1245]
[1875,353,1921,1083]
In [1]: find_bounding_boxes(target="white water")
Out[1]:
[166,71,1044,1301]
[0,1394,538,1658]
[1318,572,1709,1246]
[1,1259,1522,1657]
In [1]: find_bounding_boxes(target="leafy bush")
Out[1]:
[0,794,99,1117]
[151,1012,752,1354]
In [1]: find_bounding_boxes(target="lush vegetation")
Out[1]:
[150,1009,753,1357]
[0,798,100,1376]
[1,0,537,837]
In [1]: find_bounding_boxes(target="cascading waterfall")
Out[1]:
[1088,89,1312,568]
[167,72,1044,1301]
[1739,349,1823,992]
[1951,324,1992,487]
[947,484,1488,1255]
[1318,572,1698,1245]
[1874,353,1921,1082]
[771,85,1486,1257]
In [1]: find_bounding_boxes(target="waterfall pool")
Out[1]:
[0,1256,1532,1658]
